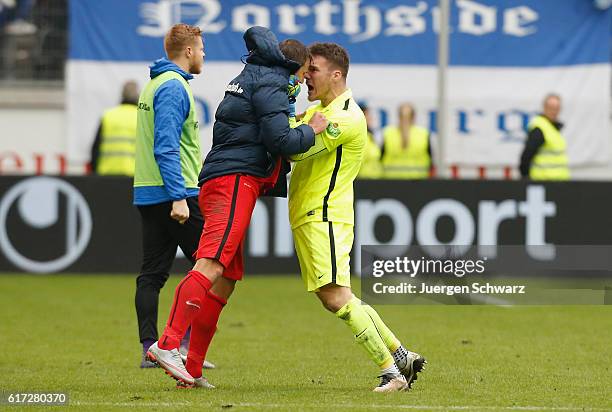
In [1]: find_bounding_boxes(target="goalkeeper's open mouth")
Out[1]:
[306,81,315,99]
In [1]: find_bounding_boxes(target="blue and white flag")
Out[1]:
[67,0,611,168]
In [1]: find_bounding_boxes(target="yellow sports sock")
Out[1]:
[336,297,394,369]
[360,301,402,353]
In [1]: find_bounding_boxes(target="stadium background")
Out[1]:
[1,0,611,274]
[0,1,611,410]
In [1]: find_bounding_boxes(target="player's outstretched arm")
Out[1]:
[253,80,316,156]
[290,112,351,162]
[289,132,328,162]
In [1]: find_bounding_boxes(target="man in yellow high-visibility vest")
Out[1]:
[519,94,570,181]
[381,103,433,179]
[357,101,383,179]
[90,81,139,176]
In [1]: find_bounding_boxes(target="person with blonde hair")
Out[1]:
[132,23,208,370]
[381,103,433,179]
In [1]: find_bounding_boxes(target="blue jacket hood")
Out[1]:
[149,58,193,80]
[198,26,315,190]
[244,26,301,73]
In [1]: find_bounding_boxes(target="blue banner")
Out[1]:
[69,0,611,67]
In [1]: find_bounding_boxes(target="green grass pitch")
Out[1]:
[0,274,611,411]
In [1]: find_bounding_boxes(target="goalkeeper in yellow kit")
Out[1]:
[288,42,426,393]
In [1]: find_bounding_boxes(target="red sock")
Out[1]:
[158,270,212,350]
[185,291,227,378]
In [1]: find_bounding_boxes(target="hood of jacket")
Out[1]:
[149,57,193,80]
[243,26,301,73]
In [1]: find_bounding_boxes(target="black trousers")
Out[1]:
[135,196,203,343]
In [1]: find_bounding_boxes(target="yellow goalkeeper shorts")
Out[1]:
[292,221,353,292]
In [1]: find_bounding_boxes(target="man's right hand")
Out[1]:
[308,112,329,135]
[170,199,189,224]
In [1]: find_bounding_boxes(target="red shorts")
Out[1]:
[196,168,279,280]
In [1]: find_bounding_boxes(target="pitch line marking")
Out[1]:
[71,401,609,410]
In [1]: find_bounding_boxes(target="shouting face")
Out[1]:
[304,54,340,103]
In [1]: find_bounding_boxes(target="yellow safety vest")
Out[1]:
[97,104,138,176]
[528,115,570,181]
[381,125,431,179]
[358,132,383,179]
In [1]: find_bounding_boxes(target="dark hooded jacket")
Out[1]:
[199,26,315,193]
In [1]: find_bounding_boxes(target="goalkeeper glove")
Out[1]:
[287,75,301,118]
[287,74,301,102]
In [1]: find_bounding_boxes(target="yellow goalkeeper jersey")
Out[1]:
[288,89,366,229]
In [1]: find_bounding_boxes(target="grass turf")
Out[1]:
[0,274,611,411]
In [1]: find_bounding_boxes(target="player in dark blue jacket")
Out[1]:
[147,26,329,388]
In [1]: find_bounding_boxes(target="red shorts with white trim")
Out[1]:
[196,173,270,280]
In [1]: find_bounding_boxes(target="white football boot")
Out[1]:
[373,373,408,393]
[177,376,216,389]
[179,353,216,369]
[146,341,194,386]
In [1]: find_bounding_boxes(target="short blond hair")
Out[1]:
[164,24,202,59]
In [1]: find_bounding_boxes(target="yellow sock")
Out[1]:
[336,297,394,368]
[360,301,402,353]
